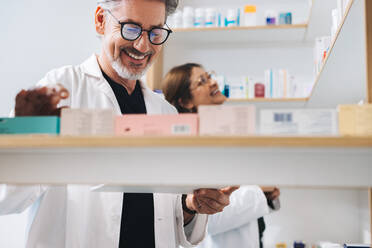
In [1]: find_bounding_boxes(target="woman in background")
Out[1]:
[162,63,280,248]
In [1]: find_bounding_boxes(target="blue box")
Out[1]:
[0,117,60,134]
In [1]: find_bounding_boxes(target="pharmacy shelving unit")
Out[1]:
[146,0,358,105]
[0,0,372,244]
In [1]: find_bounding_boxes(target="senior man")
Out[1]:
[0,0,238,247]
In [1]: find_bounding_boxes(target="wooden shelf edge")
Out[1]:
[307,0,355,100]
[173,24,308,33]
[1,135,372,148]
[226,97,309,103]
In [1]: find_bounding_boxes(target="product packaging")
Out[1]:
[0,116,60,135]
[265,10,277,25]
[225,9,238,27]
[338,104,372,136]
[199,105,256,136]
[243,5,257,26]
[205,8,217,27]
[194,8,205,27]
[115,114,198,136]
[279,12,292,24]
[183,7,194,28]
[60,108,115,136]
[260,109,338,136]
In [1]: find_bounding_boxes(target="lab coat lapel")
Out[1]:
[80,54,121,115]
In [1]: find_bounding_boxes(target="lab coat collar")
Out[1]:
[80,54,159,115]
[81,54,103,78]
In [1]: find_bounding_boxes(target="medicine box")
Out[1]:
[260,109,338,136]
[60,108,115,136]
[338,104,372,136]
[115,114,198,136]
[0,116,60,134]
[198,105,256,136]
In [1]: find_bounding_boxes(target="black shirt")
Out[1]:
[103,71,155,248]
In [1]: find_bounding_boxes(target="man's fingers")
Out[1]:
[197,198,223,214]
[220,186,240,195]
[195,189,229,205]
[199,197,225,212]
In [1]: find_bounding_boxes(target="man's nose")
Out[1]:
[133,32,151,54]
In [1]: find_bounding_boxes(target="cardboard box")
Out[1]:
[338,104,372,136]
[115,114,198,136]
[0,117,60,134]
[60,109,115,135]
[198,105,256,136]
[260,109,338,136]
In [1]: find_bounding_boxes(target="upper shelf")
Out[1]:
[225,97,308,108]
[169,24,308,45]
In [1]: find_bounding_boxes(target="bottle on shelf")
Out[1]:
[243,5,257,26]
[265,10,277,25]
[205,8,217,27]
[194,8,205,27]
[183,7,194,28]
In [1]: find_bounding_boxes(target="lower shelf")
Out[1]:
[0,136,371,192]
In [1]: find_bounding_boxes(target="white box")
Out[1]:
[259,109,338,135]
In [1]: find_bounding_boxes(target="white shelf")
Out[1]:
[225,97,308,108]
[168,24,308,45]
[306,0,366,108]
[0,136,371,193]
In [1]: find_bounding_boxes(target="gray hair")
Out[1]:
[97,0,179,17]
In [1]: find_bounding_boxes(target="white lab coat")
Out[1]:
[0,54,208,248]
[196,185,271,248]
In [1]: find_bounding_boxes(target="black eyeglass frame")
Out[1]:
[105,9,173,45]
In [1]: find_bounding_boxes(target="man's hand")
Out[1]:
[261,186,280,201]
[186,186,239,215]
[15,84,69,117]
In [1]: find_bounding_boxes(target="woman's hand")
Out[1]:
[15,84,69,117]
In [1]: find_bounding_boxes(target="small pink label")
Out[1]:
[115,114,198,136]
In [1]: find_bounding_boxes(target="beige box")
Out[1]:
[198,105,256,136]
[338,104,372,136]
[61,108,115,136]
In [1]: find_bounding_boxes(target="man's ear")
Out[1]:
[95,6,106,36]
[178,98,194,110]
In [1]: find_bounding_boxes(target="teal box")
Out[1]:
[0,117,60,134]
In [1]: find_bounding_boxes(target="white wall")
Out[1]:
[263,188,368,247]
[0,0,100,116]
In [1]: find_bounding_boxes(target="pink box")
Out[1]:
[198,105,256,136]
[115,114,198,136]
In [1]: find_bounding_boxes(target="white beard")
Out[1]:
[107,49,152,81]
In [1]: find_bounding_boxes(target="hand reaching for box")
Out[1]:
[15,84,69,117]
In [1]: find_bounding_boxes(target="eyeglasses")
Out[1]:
[105,9,173,45]
[190,71,216,91]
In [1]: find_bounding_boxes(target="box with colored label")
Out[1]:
[0,117,60,134]
[260,109,338,135]
[198,105,256,136]
[115,114,198,136]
